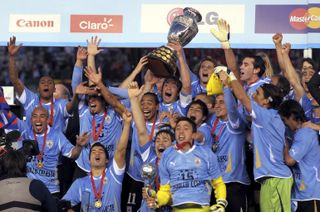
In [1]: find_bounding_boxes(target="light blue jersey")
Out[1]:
[250,101,292,181]
[213,88,250,185]
[76,107,122,172]
[22,126,74,193]
[289,127,320,201]
[127,119,161,182]
[16,87,70,132]
[159,145,221,206]
[63,159,125,211]
[196,123,213,149]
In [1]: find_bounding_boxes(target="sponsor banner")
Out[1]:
[70,15,123,33]
[255,4,320,33]
[9,14,60,33]
[140,4,245,34]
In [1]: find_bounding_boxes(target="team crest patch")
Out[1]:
[103,176,108,184]
[194,157,201,166]
[46,140,54,149]
[105,115,111,124]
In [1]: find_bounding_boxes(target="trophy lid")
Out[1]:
[183,7,202,23]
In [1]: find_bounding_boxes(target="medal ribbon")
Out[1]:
[148,117,157,142]
[211,118,226,142]
[92,111,107,141]
[90,171,106,200]
[40,98,54,127]
[33,130,47,163]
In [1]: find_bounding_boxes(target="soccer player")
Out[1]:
[218,70,293,211]
[279,100,320,212]
[18,106,89,196]
[155,117,228,211]
[62,111,132,211]
[8,36,78,133]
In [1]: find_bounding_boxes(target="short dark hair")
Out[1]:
[244,55,266,78]
[1,150,26,178]
[89,143,109,160]
[278,99,307,122]
[194,56,217,77]
[162,77,182,94]
[155,124,175,142]
[188,99,209,120]
[175,117,197,133]
[273,74,290,98]
[301,58,317,70]
[142,92,159,105]
[260,83,283,110]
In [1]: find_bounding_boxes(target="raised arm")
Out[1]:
[7,36,24,96]
[167,41,191,95]
[85,67,127,114]
[70,132,90,159]
[272,33,286,73]
[87,36,103,77]
[114,111,132,168]
[71,47,87,94]
[210,19,239,81]
[119,56,148,89]
[128,82,149,147]
[281,43,305,101]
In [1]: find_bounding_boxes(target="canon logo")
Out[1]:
[9,14,60,32]
[70,15,123,33]
[16,19,55,28]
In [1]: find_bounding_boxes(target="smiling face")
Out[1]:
[162,79,179,104]
[31,107,48,134]
[141,94,158,122]
[155,132,173,158]
[301,60,315,84]
[89,145,108,169]
[199,60,215,85]
[175,120,194,145]
[214,94,228,120]
[187,103,206,127]
[38,76,55,100]
[88,96,105,114]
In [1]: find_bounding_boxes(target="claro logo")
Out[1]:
[9,14,60,32]
[289,7,320,30]
[70,15,123,33]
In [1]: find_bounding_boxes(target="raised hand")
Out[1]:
[210,19,230,49]
[84,66,102,86]
[135,56,148,72]
[167,41,184,58]
[75,82,99,95]
[87,36,103,56]
[144,69,159,86]
[7,36,22,56]
[76,46,88,61]
[76,132,90,147]
[272,33,283,46]
[122,110,132,124]
[281,43,291,55]
[128,81,144,99]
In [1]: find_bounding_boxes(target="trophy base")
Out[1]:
[147,46,179,78]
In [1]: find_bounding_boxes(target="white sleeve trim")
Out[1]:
[141,146,151,162]
[250,109,257,119]
[179,92,192,108]
[113,158,125,176]
[16,89,26,104]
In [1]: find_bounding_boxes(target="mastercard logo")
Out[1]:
[167,7,184,25]
[289,7,320,30]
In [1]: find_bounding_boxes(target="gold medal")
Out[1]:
[37,161,43,168]
[95,200,102,208]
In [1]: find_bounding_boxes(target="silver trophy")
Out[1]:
[147,7,202,78]
[141,163,157,187]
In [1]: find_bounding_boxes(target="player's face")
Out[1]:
[199,60,215,84]
[214,95,228,120]
[141,95,158,122]
[282,116,299,131]
[155,132,172,158]
[162,80,179,104]
[175,120,194,145]
[88,96,104,114]
[90,146,108,168]
[239,57,255,82]
[38,76,55,99]
[53,84,68,99]
[252,87,267,107]
[187,104,206,127]
[31,107,48,134]
[301,61,315,84]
